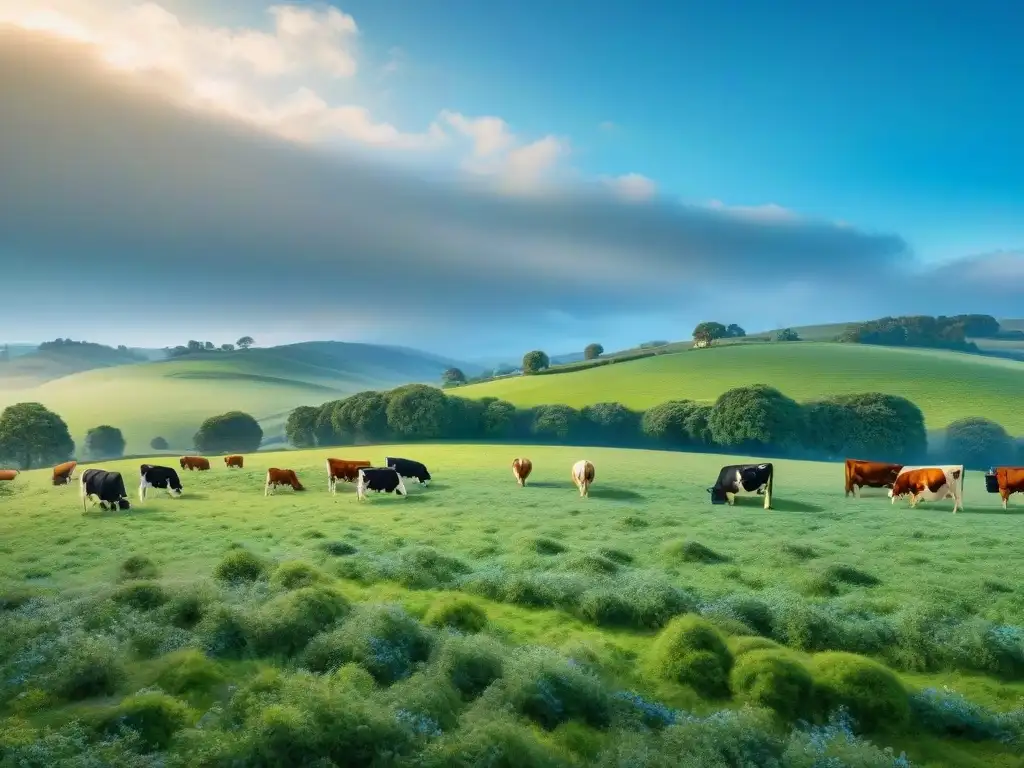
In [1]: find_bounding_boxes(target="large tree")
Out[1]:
[236,336,255,350]
[285,405,319,448]
[0,402,75,469]
[692,322,728,346]
[583,343,604,360]
[193,411,263,453]
[386,384,450,440]
[708,385,805,450]
[84,425,126,459]
[442,367,467,386]
[522,350,550,374]
[332,391,391,443]
[944,417,1015,470]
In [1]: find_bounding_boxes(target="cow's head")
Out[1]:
[118,498,132,511]
[170,483,183,497]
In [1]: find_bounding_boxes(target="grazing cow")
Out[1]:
[572,459,595,497]
[385,457,431,486]
[224,455,244,469]
[326,458,372,495]
[987,466,1024,510]
[139,464,183,502]
[844,459,903,497]
[52,460,77,486]
[81,469,131,512]
[356,467,407,501]
[0,469,18,482]
[264,468,305,496]
[708,463,774,509]
[179,456,210,471]
[512,458,533,487]
[888,465,964,513]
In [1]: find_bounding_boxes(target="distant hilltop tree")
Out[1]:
[167,340,246,358]
[838,315,987,353]
[220,343,235,352]
[84,425,126,459]
[36,338,143,359]
[775,328,801,342]
[693,322,745,348]
[522,350,550,374]
[237,336,254,350]
[584,343,604,360]
[639,340,669,349]
[441,367,466,386]
[726,324,746,338]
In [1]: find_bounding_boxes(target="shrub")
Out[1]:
[154,649,226,694]
[910,686,1024,743]
[214,548,268,584]
[812,652,910,732]
[164,584,213,629]
[300,603,432,685]
[598,547,633,565]
[46,633,126,701]
[248,585,351,658]
[197,604,251,659]
[729,636,784,657]
[395,546,471,588]
[84,425,126,459]
[386,384,451,440]
[503,647,612,729]
[709,385,805,450]
[150,436,169,451]
[730,649,814,720]
[823,563,881,588]
[565,553,620,575]
[647,615,734,698]
[433,633,504,700]
[111,580,168,611]
[664,539,729,564]
[827,392,927,462]
[118,554,159,581]
[531,405,580,441]
[526,536,567,556]
[321,540,357,557]
[193,410,263,454]
[420,715,568,768]
[270,560,331,591]
[943,417,1015,470]
[423,596,488,633]
[94,691,195,749]
[385,670,463,732]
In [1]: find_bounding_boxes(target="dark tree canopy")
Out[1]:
[693,322,728,345]
[482,399,517,438]
[332,391,391,443]
[150,436,169,451]
[726,324,746,338]
[775,328,800,342]
[236,336,255,350]
[709,385,805,450]
[442,367,467,385]
[193,411,263,453]
[531,404,580,441]
[84,425,126,459]
[0,402,75,469]
[826,393,928,461]
[944,417,1015,470]
[522,350,550,374]
[386,384,450,440]
[584,343,604,360]
[641,400,710,446]
[285,405,319,448]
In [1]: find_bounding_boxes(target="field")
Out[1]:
[459,343,1024,434]
[0,342,469,453]
[2,444,1023,766]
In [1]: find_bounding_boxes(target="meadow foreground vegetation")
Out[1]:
[2,444,1023,766]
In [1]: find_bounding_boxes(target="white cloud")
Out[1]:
[603,173,657,201]
[705,199,800,223]
[598,120,618,132]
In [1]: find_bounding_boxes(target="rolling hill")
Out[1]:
[0,344,151,389]
[0,341,472,453]
[458,341,1024,434]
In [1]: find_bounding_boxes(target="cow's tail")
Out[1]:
[764,466,774,510]
[844,459,852,497]
[79,472,88,512]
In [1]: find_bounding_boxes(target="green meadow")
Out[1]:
[2,444,1023,766]
[459,343,1024,433]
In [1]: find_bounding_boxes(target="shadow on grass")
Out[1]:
[957,506,1024,516]
[521,481,570,489]
[725,497,825,513]
[588,487,646,502]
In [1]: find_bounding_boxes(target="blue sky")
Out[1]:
[0,0,1021,355]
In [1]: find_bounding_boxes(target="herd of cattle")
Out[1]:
[1,455,1023,514]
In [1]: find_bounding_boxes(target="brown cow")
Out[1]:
[52,461,77,486]
[326,458,372,495]
[0,469,18,482]
[889,465,964,513]
[992,467,1024,510]
[265,467,305,495]
[512,458,533,487]
[844,459,903,497]
[572,459,595,498]
[224,455,244,469]
[180,456,210,471]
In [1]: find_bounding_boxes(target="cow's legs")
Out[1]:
[264,480,271,497]
[138,480,147,503]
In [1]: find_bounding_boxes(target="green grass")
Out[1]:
[2,443,1023,765]
[0,342,464,453]
[459,342,1024,433]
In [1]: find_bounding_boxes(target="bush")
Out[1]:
[423,596,488,633]
[300,603,432,685]
[503,647,611,729]
[270,560,331,591]
[664,539,729,564]
[910,686,1024,742]
[532,405,580,441]
[385,670,462,732]
[526,536,567,556]
[111,580,168,611]
[641,400,707,446]
[154,649,226,694]
[117,554,159,582]
[565,553,620,575]
[84,425,126,459]
[164,583,214,628]
[386,384,451,440]
[943,416,1016,470]
[46,633,126,701]
[709,385,805,450]
[647,615,734,698]
[214,548,268,584]
[729,636,784,657]
[433,633,504,700]
[94,691,195,749]
[827,392,927,461]
[150,436,169,451]
[248,585,351,658]
[196,604,251,659]
[420,715,568,768]
[598,547,633,565]
[522,350,550,374]
[811,652,910,732]
[730,649,814,720]
[321,540,357,557]
[193,410,263,454]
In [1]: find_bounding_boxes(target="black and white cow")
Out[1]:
[708,463,774,509]
[385,456,431,486]
[139,464,183,502]
[356,467,408,501]
[81,469,131,512]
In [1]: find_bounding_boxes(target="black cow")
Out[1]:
[139,464,183,502]
[385,456,431,486]
[81,469,131,512]
[356,467,408,501]
[708,463,774,509]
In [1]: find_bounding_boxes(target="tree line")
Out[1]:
[288,383,1024,470]
[165,337,255,358]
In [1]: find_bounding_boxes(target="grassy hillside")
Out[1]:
[0,342,467,453]
[0,344,149,389]
[1,443,1021,766]
[459,342,1024,434]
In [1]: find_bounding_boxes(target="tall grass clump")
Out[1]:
[432,632,504,700]
[153,648,226,695]
[423,595,488,633]
[729,649,814,721]
[247,585,351,658]
[270,560,331,591]
[910,687,1024,743]
[646,615,734,698]
[213,548,268,584]
[93,690,196,750]
[117,554,159,582]
[383,670,463,732]
[502,646,611,730]
[419,714,569,768]
[664,539,730,565]
[43,633,126,701]
[812,652,910,732]
[300,603,432,685]
[111,580,168,611]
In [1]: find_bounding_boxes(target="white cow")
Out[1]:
[888,465,964,513]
